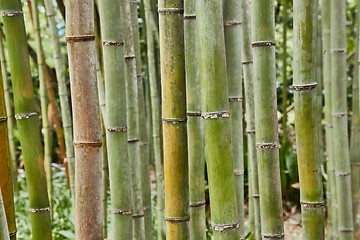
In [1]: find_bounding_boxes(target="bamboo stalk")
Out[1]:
[130,1,153,238]
[0,191,10,240]
[351,1,360,237]
[196,0,240,239]
[293,0,325,238]
[223,2,244,238]
[241,0,261,238]
[252,0,284,239]
[97,0,133,238]
[0,1,52,239]
[0,49,16,240]
[321,0,337,238]
[144,0,164,238]
[31,0,53,206]
[158,0,190,239]
[123,0,146,238]
[330,0,354,238]
[65,0,103,238]
[0,26,17,193]
[184,0,206,239]
[44,0,75,200]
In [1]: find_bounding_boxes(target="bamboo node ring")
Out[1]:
[9,231,17,237]
[162,118,187,124]
[224,21,241,27]
[29,207,50,213]
[158,8,184,15]
[339,228,354,233]
[184,14,196,20]
[165,216,190,223]
[300,201,324,208]
[332,112,348,118]
[335,171,351,177]
[73,141,102,148]
[112,209,133,215]
[351,162,360,166]
[15,112,37,120]
[107,127,127,132]
[229,96,243,102]
[46,13,56,18]
[0,10,23,17]
[128,138,140,143]
[234,170,245,176]
[189,201,206,208]
[143,205,151,212]
[256,142,279,149]
[102,41,124,46]
[211,223,240,232]
[246,129,256,134]
[201,111,230,120]
[242,60,253,65]
[125,54,136,60]
[132,211,145,218]
[252,194,260,199]
[0,116,7,122]
[252,41,276,47]
[331,48,345,53]
[65,35,95,43]
[187,111,201,117]
[262,233,285,239]
[292,82,317,91]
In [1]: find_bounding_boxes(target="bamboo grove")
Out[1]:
[1,0,360,239]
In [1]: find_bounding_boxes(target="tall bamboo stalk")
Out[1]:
[252,0,284,238]
[223,2,244,238]
[0,26,17,193]
[123,0,146,238]
[158,0,190,239]
[0,52,16,240]
[66,0,103,238]
[330,0,354,238]
[281,0,288,146]
[351,2,360,236]
[44,0,75,200]
[293,0,324,238]
[97,0,133,238]
[130,1,153,238]
[196,1,240,239]
[321,0,337,238]
[184,0,206,239]
[31,0,53,205]
[0,191,10,240]
[93,5,109,237]
[0,1,52,239]
[144,0,164,238]
[241,0,261,238]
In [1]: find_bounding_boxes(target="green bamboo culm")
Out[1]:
[31,0,53,205]
[43,0,75,201]
[321,0,338,238]
[0,0,52,239]
[0,191,10,240]
[196,0,240,239]
[330,0,354,238]
[130,1,153,238]
[184,0,206,238]
[66,0,103,238]
[97,0,133,238]
[93,5,109,237]
[241,0,261,238]
[351,1,360,237]
[0,25,17,193]
[281,0,288,146]
[123,0,146,238]
[293,0,324,238]
[0,53,16,240]
[252,0,284,238]
[144,0,164,238]
[223,1,244,238]
[158,0,190,239]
